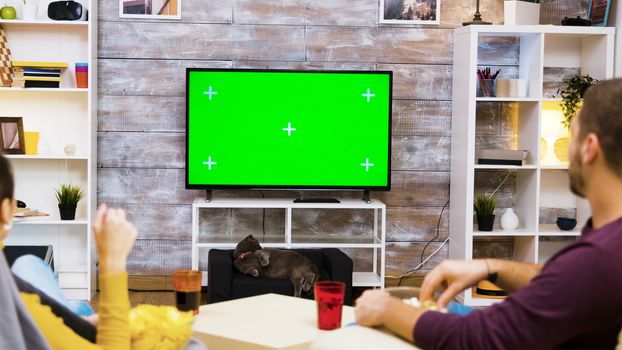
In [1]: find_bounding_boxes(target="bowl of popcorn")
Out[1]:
[129,304,195,350]
[385,287,446,313]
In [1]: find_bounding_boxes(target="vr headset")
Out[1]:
[48,0,84,21]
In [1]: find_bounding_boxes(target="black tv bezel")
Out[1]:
[185,68,392,192]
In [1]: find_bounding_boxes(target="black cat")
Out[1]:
[233,235,319,297]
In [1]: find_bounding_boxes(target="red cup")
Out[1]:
[314,281,345,330]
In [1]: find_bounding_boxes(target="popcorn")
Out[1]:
[402,297,447,313]
[129,304,194,350]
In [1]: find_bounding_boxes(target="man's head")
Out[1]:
[568,79,622,197]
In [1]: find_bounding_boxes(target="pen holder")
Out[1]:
[477,79,496,97]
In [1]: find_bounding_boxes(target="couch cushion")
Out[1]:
[231,270,327,301]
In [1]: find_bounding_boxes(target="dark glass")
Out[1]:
[175,290,201,314]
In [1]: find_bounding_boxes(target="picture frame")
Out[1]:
[0,117,24,155]
[380,0,440,25]
[588,0,611,27]
[120,0,181,20]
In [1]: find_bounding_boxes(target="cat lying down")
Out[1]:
[233,234,319,297]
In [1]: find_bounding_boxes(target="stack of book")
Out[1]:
[13,207,49,221]
[10,61,68,88]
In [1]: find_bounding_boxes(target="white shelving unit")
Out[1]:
[191,198,386,288]
[450,25,614,307]
[3,1,96,300]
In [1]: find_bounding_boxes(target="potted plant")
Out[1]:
[504,0,540,25]
[55,183,85,220]
[560,74,597,128]
[474,194,496,231]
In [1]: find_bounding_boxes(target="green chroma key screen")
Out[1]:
[186,69,392,189]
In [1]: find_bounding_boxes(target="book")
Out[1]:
[11,61,68,68]
[14,71,61,78]
[476,149,529,160]
[14,67,62,74]
[23,68,62,74]
[13,212,51,222]
[14,208,38,217]
[24,80,60,88]
[476,149,529,166]
[13,76,61,82]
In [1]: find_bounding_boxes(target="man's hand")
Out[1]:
[354,289,392,327]
[92,204,138,275]
[420,259,488,308]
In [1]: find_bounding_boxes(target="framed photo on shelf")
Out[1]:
[120,0,181,20]
[0,117,24,155]
[380,0,440,25]
[588,0,611,26]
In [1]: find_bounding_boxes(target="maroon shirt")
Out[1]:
[415,217,622,349]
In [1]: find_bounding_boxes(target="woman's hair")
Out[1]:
[0,153,14,201]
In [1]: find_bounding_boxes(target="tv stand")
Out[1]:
[293,197,340,203]
[191,197,386,288]
[205,190,213,202]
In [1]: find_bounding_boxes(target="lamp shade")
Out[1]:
[541,109,568,139]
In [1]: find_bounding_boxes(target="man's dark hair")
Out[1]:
[579,79,622,178]
[0,153,14,201]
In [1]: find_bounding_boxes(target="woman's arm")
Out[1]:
[92,205,137,349]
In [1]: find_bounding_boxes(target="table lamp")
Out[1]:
[463,0,492,26]
[541,109,568,165]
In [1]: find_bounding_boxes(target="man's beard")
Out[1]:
[569,151,586,198]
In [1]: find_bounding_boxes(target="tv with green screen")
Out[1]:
[186,69,392,193]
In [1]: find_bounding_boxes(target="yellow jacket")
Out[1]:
[20,272,131,350]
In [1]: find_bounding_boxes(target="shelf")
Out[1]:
[476,97,539,102]
[6,154,88,160]
[2,0,96,301]
[538,224,581,236]
[452,24,610,307]
[0,19,88,26]
[193,196,387,288]
[474,165,537,170]
[59,280,88,289]
[541,164,569,170]
[12,219,88,225]
[353,272,382,287]
[0,87,88,93]
[193,198,385,210]
[58,265,88,273]
[195,241,382,249]
[473,229,536,237]
[455,25,615,36]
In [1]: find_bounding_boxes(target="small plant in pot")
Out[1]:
[474,194,496,231]
[560,74,597,128]
[55,183,85,220]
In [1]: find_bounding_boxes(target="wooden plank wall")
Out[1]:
[97,1,589,284]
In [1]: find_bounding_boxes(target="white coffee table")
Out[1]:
[192,293,356,350]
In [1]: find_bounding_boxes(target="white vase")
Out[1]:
[500,208,519,230]
[21,4,37,20]
[504,1,540,25]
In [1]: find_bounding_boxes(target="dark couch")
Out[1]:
[208,248,353,305]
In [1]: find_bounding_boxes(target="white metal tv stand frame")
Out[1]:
[191,197,386,287]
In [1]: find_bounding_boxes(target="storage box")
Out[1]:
[504,1,540,25]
